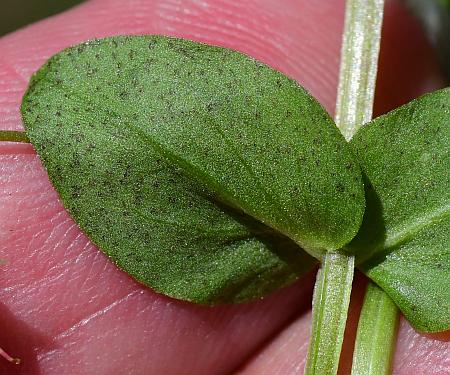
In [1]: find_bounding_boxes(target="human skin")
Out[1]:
[0,0,448,374]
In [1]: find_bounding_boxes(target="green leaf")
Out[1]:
[21,35,365,303]
[348,88,450,332]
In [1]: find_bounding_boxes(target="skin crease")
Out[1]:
[0,0,448,373]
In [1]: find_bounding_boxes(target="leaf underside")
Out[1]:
[349,88,450,332]
[21,35,365,304]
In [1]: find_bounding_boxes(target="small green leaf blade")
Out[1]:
[21,35,365,303]
[349,88,450,332]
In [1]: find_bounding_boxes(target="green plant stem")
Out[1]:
[305,0,395,374]
[351,283,399,375]
[305,252,354,375]
[335,0,385,140]
[0,130,30,143]
[333,0,401,373]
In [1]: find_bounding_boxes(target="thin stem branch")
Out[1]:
[305,252,354,375]
[0,346,21,365]
[0,130,30,143]
[351,283,399,375]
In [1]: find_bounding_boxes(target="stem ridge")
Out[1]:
[351,283,399,375]
[335,0,385,140]
[305,252,354,375]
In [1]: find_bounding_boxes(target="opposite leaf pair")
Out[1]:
[20,35,449,333]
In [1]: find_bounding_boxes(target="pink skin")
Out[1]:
[0,0,448,374]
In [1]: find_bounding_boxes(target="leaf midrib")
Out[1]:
[364,203,450,265]
[132,206,275,238]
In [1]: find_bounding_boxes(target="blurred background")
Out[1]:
[0,0,85,36]
[0,0,448,82]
